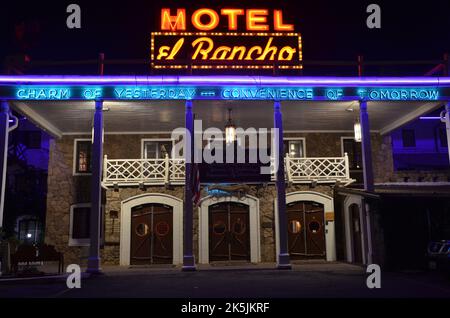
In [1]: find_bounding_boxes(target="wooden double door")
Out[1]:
[287,201,326,259]
[209,202,250,262]
[130,203,173,265]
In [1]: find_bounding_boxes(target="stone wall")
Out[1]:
[45,135,91,265]
[44,131,435,265]
[102,182,334,264]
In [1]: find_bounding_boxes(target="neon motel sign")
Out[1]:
[151,8,302,69]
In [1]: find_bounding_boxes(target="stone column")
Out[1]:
[183,100,196,271]
[0,101,9,228]
[274,101,291,269]
[359,101,374,192]
[87,100,104,274]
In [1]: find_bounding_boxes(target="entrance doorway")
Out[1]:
[349,204,363,263]
[209,202,250,262]
[130,203,173,265]
[287,201,326,259]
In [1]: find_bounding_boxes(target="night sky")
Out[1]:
[1,0,450,75]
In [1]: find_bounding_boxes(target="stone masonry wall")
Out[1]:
[103,183,334,264]
[45,132,428,265]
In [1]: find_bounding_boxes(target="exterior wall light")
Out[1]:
[354,120,362,142]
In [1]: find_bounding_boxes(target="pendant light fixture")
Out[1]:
[225,108,236,144]
[354,117,362,142]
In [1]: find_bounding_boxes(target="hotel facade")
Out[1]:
[1,7,449,272]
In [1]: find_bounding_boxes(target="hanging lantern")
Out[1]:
[225,108,236,144]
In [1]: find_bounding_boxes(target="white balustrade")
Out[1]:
[102,154,353,187]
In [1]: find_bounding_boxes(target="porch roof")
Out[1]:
[10,99,442,138]
[0,75,447,138]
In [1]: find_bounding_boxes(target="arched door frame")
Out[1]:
[344,194,367,264]
[275,191,336,262]
[120,193,183,266]
[198,195,261,264]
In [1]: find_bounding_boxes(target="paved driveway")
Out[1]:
[0,263,449,298]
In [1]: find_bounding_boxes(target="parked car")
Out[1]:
[427,240,450,272]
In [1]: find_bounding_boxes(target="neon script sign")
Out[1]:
[151,8,302,70]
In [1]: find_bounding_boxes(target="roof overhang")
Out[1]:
[0,76,448,138]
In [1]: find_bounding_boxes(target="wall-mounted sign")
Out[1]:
[151,8,302,70]
[9,86,441,101]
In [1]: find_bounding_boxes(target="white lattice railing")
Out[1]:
[102,154,185,186]
[102,153,353,187]
[277,153,353,184]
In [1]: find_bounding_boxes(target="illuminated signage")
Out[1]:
[11,86,441,101]
[151,8,302,70]
[16,88,71,100]
[357,88,439,100]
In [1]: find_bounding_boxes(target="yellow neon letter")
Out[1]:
[245,46,262,60]
[278,46,297,61]
[161,8,186,31]
[221,9,244,31]
[227,46,246,60]
[274,10,293,31]
[256,37,277,60]
[246,9,269,31]
[211,46,232,60]
[192,8,220,31]
[192,37,214,59]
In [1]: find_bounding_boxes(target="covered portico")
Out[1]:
[1,75,449,273]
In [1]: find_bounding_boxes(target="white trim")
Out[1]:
[62,131,174,136]
[11,102,63,138]
[284,130,379,133]
[374,182,450,186]
[120,193,183,266]
[198,195,261,264]
[274,191,335,262]
[140,138,174,159]
[283,137,306,157]
[69,203,104,247]
[62,130,380,135]
[379,102,442,135]
[73,138,92,176]
[343,195,366,264]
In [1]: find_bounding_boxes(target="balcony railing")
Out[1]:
[102,153,353,187]
[102,155,185,187]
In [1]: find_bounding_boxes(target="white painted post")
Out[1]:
[103,155,107,184]
[164,153,170,184]
[0,101,10,229]
[285,153,292,183]
[344,152,350,180]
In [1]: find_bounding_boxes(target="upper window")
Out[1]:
[142,140,173,159]
[74,139,92,174]
[401,129,416,147]
[283,139,305,158]
[439,127,448,148]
